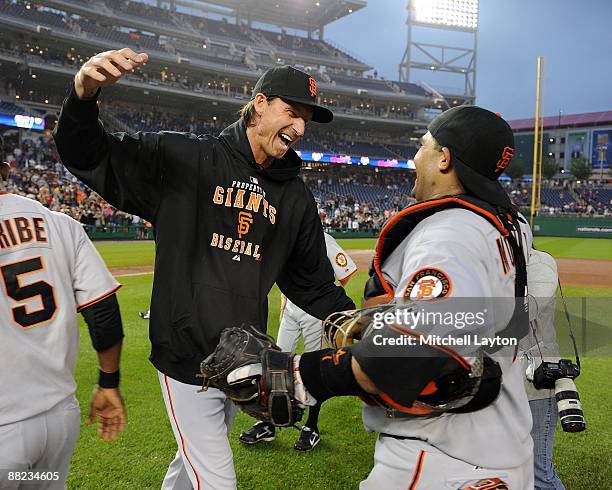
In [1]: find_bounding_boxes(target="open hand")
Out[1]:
[87,386,127,441]
[74,47,148,99]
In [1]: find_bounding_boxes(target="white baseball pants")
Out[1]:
[360,435,534,489]
[158,371,237,490]
[276,304,323,353]
[0,395,80,490]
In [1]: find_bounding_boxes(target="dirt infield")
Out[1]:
[555,258,612,288]
[111,265,154,277]
[109,250,611,288]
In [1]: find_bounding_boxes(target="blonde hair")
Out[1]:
[239,99,257,126]
[239,96,277,126]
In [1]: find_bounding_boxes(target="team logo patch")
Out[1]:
[404,268,451,300]
[458,477,508,490]
[495,146,515,173]
[335,253,348,267]
[237,211,253,238]
[308,77,317,97]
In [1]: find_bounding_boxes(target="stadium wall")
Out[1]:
[533,216,612,238]
[84,218,612,241]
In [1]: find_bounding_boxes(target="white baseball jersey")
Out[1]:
[282,232,357,332]
[0,193,119,425]
[362,208,533,469]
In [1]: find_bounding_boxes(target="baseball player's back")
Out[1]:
[1,193,118,424]
[0,191,125,488]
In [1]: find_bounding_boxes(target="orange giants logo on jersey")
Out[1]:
[495,146,515,173]
[403,268,452,300]
[308,77,317,97]
[459,477,508,490]
[212,184,276,226]
[237,211,253,238]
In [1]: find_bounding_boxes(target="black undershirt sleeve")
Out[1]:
[81,293,124,352]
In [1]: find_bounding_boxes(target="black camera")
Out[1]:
[533,359,585,433]
[533,359,580,390]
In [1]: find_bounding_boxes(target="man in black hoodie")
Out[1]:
[53,47,354,489]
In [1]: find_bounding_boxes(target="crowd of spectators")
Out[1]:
[2,132,612,235]
[2,135,140,230]
[0,0,428,115]
[303,167,417,231]
[503,180,612,216]
[106,106,417,159]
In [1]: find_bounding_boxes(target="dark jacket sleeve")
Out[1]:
[53,85,164,223]
[277,189,355,320]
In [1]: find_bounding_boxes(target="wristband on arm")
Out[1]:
[98,369,120,389]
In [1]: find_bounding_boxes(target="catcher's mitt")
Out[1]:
[199,325,304,427]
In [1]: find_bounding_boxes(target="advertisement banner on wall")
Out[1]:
[591,129,612,169]
[566,132,588,168]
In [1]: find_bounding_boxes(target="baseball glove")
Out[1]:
[199,325,304,427]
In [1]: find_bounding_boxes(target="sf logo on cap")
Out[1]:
[308,77,317,97]
[495,146,515,173]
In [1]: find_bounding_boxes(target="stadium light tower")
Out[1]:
[399,0,479,102]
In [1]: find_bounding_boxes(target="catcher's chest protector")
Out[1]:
[365,195,527,321]
[360,195,528,417]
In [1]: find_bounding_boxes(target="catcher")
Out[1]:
[201,107,535,489]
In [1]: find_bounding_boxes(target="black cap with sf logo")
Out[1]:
[428,105,516,209]
[251,66,333,123]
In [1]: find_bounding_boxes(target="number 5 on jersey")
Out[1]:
[1,257,57,328]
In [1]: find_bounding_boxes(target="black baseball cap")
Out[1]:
[428,105,515,209]
[251,66,333,123]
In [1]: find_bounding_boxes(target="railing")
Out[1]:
[322,38,370,68]
[83,224,153,240]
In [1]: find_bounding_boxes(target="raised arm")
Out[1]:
[53,48,163,222]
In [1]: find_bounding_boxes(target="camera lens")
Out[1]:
[555,378,586,432]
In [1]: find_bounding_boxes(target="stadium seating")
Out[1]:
[0,0,435,107]
[540,188,576,208]
[77,19,162,51]
[0,0,72,32]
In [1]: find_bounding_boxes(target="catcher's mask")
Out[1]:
[323,303,502,417]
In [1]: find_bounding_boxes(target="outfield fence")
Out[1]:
[84,216,612,240]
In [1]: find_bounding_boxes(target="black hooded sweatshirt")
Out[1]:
[53,85,354,384]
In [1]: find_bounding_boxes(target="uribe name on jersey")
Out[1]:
[0,214,48,249]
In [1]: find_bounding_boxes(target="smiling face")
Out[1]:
[411,131,464,201]
[247,95,313,165]
[411,132,444,201]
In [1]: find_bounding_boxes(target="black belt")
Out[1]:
[379,433,424,441]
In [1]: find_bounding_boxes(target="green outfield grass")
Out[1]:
[94,236,611,270]
[533,236,612,260]
[68,269,612,489]
[335,238,377,250]
[94,241,155,268]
